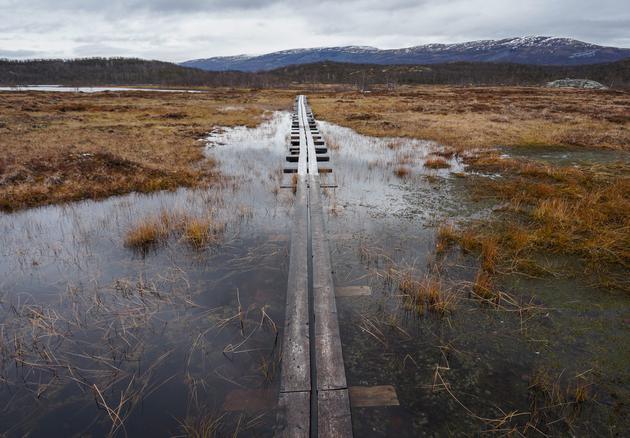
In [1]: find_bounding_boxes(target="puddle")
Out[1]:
[501,144,630,167]
[1,110,627,436]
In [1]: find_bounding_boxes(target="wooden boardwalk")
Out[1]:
[278,96,352,437]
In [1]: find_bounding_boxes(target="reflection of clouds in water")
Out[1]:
[317,119,466,220]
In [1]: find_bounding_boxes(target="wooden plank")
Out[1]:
[277,391,310,438]
[279,175,310,393]
[297,95,307,176]
[267,234,289,243]
[223,389,276,412]
[300,96,318,176]
[318,390,353,437]
[336,286,372,297]
[309,175,347,391]
[348,385,400,408]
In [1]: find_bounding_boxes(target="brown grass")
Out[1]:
[183,217,225,248]
[310,86,630,152]
[424,157,451,169]
[462,154,629,290]
[291,174,298,194]
[528,368,595,431]
[0,89,293,211]
[400,274,457,316]
[124,218,167,249]
[124,209,225,250]
[393,166,411,178]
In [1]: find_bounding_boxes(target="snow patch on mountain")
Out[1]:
[181,37,630,72]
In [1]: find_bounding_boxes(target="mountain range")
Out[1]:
[180,37,630,72]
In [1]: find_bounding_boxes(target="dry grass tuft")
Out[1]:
[394,166,411,178]
[400,274,457,316]
[291,174,298,194]
[124,209,224,251]
[424,157,451,169]
[528,368,595,431]
[472,269,496,301]
[183,217,225,248]
[124,218,167,250]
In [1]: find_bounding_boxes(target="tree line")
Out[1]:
[1,57,628,89]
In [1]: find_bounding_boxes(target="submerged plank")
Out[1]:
[349,385,400,408]
[223,389,276,412]
[336,286,372,297]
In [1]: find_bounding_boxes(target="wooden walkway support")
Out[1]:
[278,96,352,437]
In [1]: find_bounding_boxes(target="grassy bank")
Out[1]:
[310,86,630,151]
[311,86,629,291]
[0,89,293,211]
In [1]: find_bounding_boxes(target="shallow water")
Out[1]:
[0,113,291,437]
[316,121,629,436]
[502,144,630,166]
[0,85,201,93]
[0,111,627,436]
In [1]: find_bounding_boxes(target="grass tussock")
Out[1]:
[124,218,167,249]
[394,166,411,178]
[183,217,225,248]
[124,209,225,251]
[528,368,595,432]
[399,274,457,316]
[0,89,293,211]
[442,153,629,291]
[424,157,451,169]
[291,174,298,194]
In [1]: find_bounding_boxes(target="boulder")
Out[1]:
[546,79,608,89]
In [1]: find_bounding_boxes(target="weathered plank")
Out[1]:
[278,96,353,437]
[336,286,372,297]
[223,389,276,412]
[278,391,310,438]
[349,385,400,408]
[318,389,353,437]
[280,174,310,393]
[309,175,347,392]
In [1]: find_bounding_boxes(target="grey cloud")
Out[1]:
[0,0,627,61]
[0,49,41,58]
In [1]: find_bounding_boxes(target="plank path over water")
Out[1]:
[278,95,352,437]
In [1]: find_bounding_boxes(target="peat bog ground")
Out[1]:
[0,86,628,436]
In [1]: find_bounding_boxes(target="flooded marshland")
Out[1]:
[0,113,292,436]
[315,123,629,436]
[0,110,627,436]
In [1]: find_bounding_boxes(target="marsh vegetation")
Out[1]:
[0,86,627,436]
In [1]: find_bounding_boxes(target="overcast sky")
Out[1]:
[1,0,628,61]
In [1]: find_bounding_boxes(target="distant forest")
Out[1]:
[1,57,629,88]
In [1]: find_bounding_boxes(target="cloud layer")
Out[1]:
[1,0,628,61]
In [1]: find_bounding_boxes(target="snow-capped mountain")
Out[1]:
[180,37,630,71]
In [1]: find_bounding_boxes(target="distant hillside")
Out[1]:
[1,57,628,89]
[181,37,630,71]
[0,58,250,86]
[270,60,630,88]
